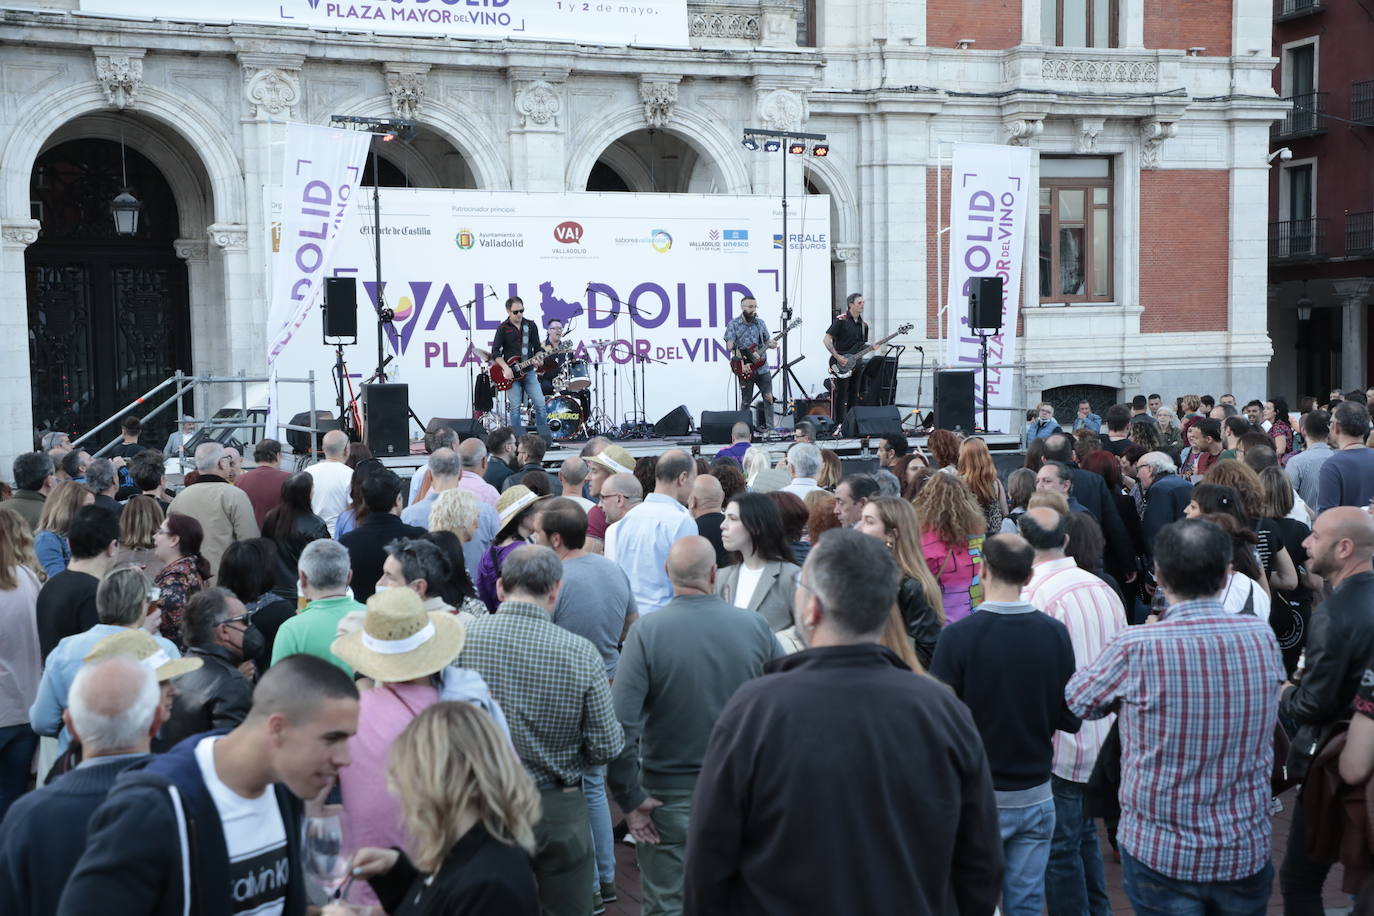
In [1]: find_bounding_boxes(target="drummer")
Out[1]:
[538,318,572,396]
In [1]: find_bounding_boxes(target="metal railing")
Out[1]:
[1270,218,1328,260]
[1348,212,1374,257]
[1275,91,1328,138]
[1353,80,1374,126]
[1274,0,1324,19]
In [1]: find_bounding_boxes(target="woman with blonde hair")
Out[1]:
[741,445,772,486]
[0,506,42,818]
[326,701,540,916]
[856,497,944,667]
[34,480,93,577]
[956,437,1008,537]
[816,448,843,491]
[116,494,165,569]
[912,473,986,624]
[429,488,481,542]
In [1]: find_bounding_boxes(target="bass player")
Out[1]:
[723,295,778,428]
[824,292,878,424]
[489,295,551,440]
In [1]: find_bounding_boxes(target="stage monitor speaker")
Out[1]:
[286,411,340,455]
[700,409,750,445]
[968,276,1003,332]
[794,398,831,423]
[363,383,410,457]
[425,417,486,445]
[842,405,904,438]
[323,277,358,340]
[653,405,693,437]
[859,355,901,407]
[935,370,976,433]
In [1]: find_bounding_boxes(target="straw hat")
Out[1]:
[84,629,203,681]
[749,468,792,494]
[331,586,466,683]
[495,484,551,542]
[587,445,635,477]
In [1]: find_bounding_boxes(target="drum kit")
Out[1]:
[473,335,611,442]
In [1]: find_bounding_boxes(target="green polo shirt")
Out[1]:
[269,594,365,674]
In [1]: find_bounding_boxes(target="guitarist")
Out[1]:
[489,295,551,441]
[824,292,877,424]
[724,296,778,428]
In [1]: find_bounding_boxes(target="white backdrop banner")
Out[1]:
[78,0,688,47]
[943,143,1033,432]
[270,188,832,436]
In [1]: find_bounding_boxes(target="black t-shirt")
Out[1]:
[110,442,146,460]
[826,312,868,357]
[1102,437,1133,457]
[37,570,100,658]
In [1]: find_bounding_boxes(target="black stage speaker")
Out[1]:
[794,398,831,422]
[653,405,693,437]
[286,411,340,455]
[425,417,486,445]
[842,405,904,438]
[363,383,409,457]
[968,276,1003,332]
[859,355,901,407]
[935,370,976,432]
[701,409,750,445]
[323,277,358,340]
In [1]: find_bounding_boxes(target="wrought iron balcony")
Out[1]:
[1270,218,1328,261]
[1353,80,1374,126]
[1274,0,1325,20]
[1274,91,1328,139]
[1348,212,1374,257]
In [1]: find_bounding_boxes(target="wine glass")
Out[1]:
[303,813,352,899]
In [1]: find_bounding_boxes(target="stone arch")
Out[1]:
[590,141,657,193]
[331,96,510,190]
[804,156,858,244]
[566,106,752,195]
[1,84,242,227]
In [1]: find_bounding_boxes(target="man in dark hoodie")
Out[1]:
[59,654,359,916]
[683,528,1003,915]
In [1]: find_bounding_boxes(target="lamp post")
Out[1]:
[111,134,142,237]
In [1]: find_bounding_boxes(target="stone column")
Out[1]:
[510,67,569,191]
[174,237,215,389]
[208,223,253,380]
[0,219,39,472]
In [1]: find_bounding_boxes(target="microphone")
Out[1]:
[912,345,924,352]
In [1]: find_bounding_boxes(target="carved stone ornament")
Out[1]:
[1003,116,1044,146]
[1075,117,1105,154]
[1024,374,1045,395]
[640,79,679,130]
[94,49,145,110]
[758,88,806,132]
[832,244,861,263]
[174,238,209,261]
[689,8,761,39]
[243,66,301,120]
[1139,117,1179,169]
[0,219,41,247]
[1042,57,1158,83]
[1121,372,1142,390]
[208,223,249,250]
[387,70,427,121]
[514,80,561,128]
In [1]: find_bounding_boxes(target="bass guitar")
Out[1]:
[828,322,914,379]
[729,319,803,381]
[488,342,569,392]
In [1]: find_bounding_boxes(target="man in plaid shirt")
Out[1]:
[1067,519,1285,914]
[456,544,625,916]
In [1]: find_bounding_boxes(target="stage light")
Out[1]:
[742,135,759,151]
[787,140,807,155]
[763,139,782,153]
[811,143,830,157]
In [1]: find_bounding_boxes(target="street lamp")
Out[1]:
[111,134,142,237]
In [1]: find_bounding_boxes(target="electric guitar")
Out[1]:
[729,320,803,381]
[828,323,914,378]
[488,342,569,391]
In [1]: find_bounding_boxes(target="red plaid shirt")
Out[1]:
[1066,598,1285,882]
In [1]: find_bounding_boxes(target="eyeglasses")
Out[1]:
[221,611,254,628]
[511,309,524,314]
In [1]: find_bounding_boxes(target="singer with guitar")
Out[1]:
[489,296,552,441]
[724,296,778,428]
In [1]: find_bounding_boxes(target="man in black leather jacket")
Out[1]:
[1278,507,1374,915]
[155,588,256,752]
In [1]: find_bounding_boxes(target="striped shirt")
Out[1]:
[1022,556,1126,782]
[1066,599,1284,882]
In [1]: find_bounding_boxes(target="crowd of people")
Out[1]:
[1,387,1374,915]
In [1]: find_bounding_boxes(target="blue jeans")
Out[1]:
[507,370,550,439]
[1046,776,1110,916]
[998,796,1056,916]
[1122,849,1272,915]
[582,765,614,887]
[0,724,37,823]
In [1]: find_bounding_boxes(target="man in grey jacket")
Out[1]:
[608,536,781,916]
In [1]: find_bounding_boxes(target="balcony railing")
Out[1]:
[1349,212,1374,257]
[1274,0,1325,20]
[1354,80,1374,126]
[1271,218,1328,261]
[1274,91,1328,139]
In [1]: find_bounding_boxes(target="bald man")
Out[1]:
[607,536,781,915]
[689,475,729,568]
[558,457,594,512]
[305,429,354,535]
[1279,507,1374,910]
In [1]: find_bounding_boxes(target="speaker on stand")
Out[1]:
[323,277,359,437]
[362,383,410,457]
[967,276,1004,432]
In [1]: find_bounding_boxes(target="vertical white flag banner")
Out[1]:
[266,123,370,437]
[944,143,1033,432]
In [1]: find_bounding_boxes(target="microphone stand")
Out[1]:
[589,288,665,437]
[461,287,497,422]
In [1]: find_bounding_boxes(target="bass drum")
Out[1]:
[545,394,585,441]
